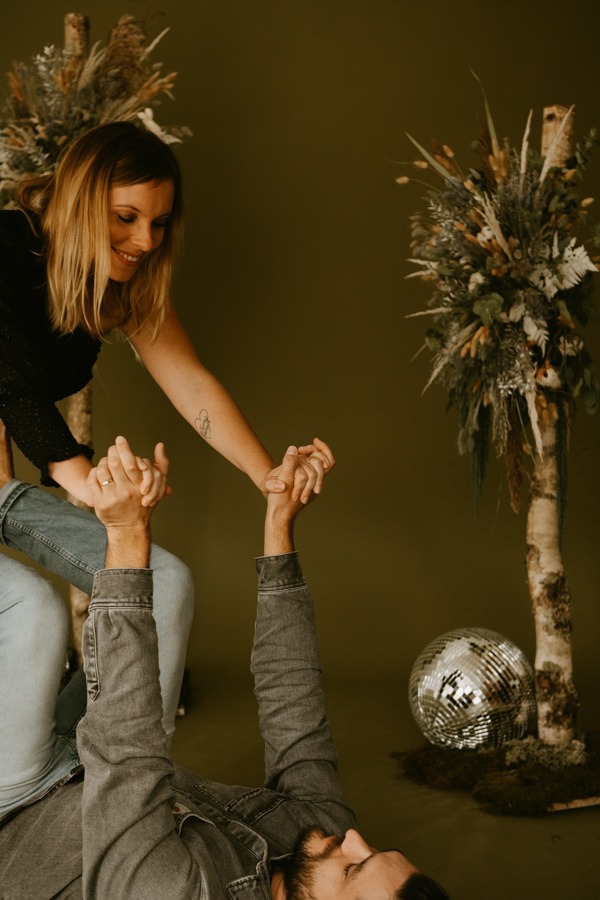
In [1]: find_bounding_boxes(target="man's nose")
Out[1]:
[340,829,372,861]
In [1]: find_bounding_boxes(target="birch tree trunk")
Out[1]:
[527,404,578,744]
[526,106,578,745]
[64,12,92,666]
[66,387,93,665]
[0,419,14,483]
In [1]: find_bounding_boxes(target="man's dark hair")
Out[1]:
[396,872,451,899]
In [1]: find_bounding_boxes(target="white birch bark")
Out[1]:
[0,418,14,483]
[526,106,578,745]
[526,407,577,744]
[66,385,93,664]
[64,12,92,665]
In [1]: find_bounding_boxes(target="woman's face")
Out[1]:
[108,179,174,282]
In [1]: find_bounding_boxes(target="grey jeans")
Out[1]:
[0,479,194,821]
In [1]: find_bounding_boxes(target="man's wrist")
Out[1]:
[104,524,151,569]
[263,508,295,556]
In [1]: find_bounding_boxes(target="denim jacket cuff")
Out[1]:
[90,569,153,607]
[255,551,305,590]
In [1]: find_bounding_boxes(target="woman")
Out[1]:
[0,121,326,821]
[0,120,322,501]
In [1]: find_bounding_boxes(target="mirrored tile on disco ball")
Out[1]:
[409,628,536,749]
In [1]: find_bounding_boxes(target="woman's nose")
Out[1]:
[131,222,155,251]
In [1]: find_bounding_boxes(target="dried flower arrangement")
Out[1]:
[0,13,191,208]
[398,93,600,761]
[399,97,600,513]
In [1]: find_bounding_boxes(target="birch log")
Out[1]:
[526,105,578,745]
[66,387,93,663]
[0,419,14,483]
[64,13,93,665]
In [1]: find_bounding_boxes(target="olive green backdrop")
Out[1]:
[2,0,599,728]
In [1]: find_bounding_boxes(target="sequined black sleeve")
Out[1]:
[0,210,101,486]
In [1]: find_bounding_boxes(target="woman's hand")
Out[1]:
[264,437,335,505]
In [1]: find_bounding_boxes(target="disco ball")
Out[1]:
[409,627,536,750]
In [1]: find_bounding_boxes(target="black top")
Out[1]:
[0,209,101,485]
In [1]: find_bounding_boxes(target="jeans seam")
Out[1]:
[4,515,97,575]
[89,600,153,611]
[258,580,306,593]
[0,481,35,545]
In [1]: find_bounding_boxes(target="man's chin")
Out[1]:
[282,828,324,900]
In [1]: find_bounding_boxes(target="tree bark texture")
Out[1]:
[526,409,578,744]
[540,105,574,165]
[0,418,14,483]
[526,106,578,745]
[66,385,93,663]
[0,14,92,662]
[63,13,92,665]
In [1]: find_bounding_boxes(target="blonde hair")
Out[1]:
[17,122,183,339]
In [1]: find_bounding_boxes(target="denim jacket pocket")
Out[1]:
[227,875,265,900]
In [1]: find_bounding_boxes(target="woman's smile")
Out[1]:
[108,180,174,282]
[111,246,144,267]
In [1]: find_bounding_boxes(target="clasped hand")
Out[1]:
[264,437,335,504]
[87,435,335,530]
[88,435,169,529]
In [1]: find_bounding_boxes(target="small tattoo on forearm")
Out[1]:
[195,409,212,440]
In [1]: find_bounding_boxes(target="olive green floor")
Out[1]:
[171,672,600,899]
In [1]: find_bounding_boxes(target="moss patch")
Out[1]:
[393,731,600,816]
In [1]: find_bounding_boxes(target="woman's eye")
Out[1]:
[117,214,135,224]
[153,220,168,229]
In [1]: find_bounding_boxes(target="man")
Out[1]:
[0,439,449,899]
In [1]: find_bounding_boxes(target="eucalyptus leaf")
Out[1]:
[473,293,504,325]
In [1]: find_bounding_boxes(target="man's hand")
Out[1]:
[94,436,171,510]
[264,440,335,556]
[264,436,334,505]
[88,436,170,569]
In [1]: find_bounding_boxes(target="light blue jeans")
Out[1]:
[0,478,195,821]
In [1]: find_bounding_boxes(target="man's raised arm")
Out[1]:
[251,442,354,825]
[77,437,203,899]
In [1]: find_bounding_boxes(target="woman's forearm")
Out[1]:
[129,307,275,493]
[47,454,94,504]
[167,368,275,492]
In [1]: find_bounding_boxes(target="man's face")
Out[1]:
[280,826,418,900]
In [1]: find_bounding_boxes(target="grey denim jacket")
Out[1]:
[0,553,355,899]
